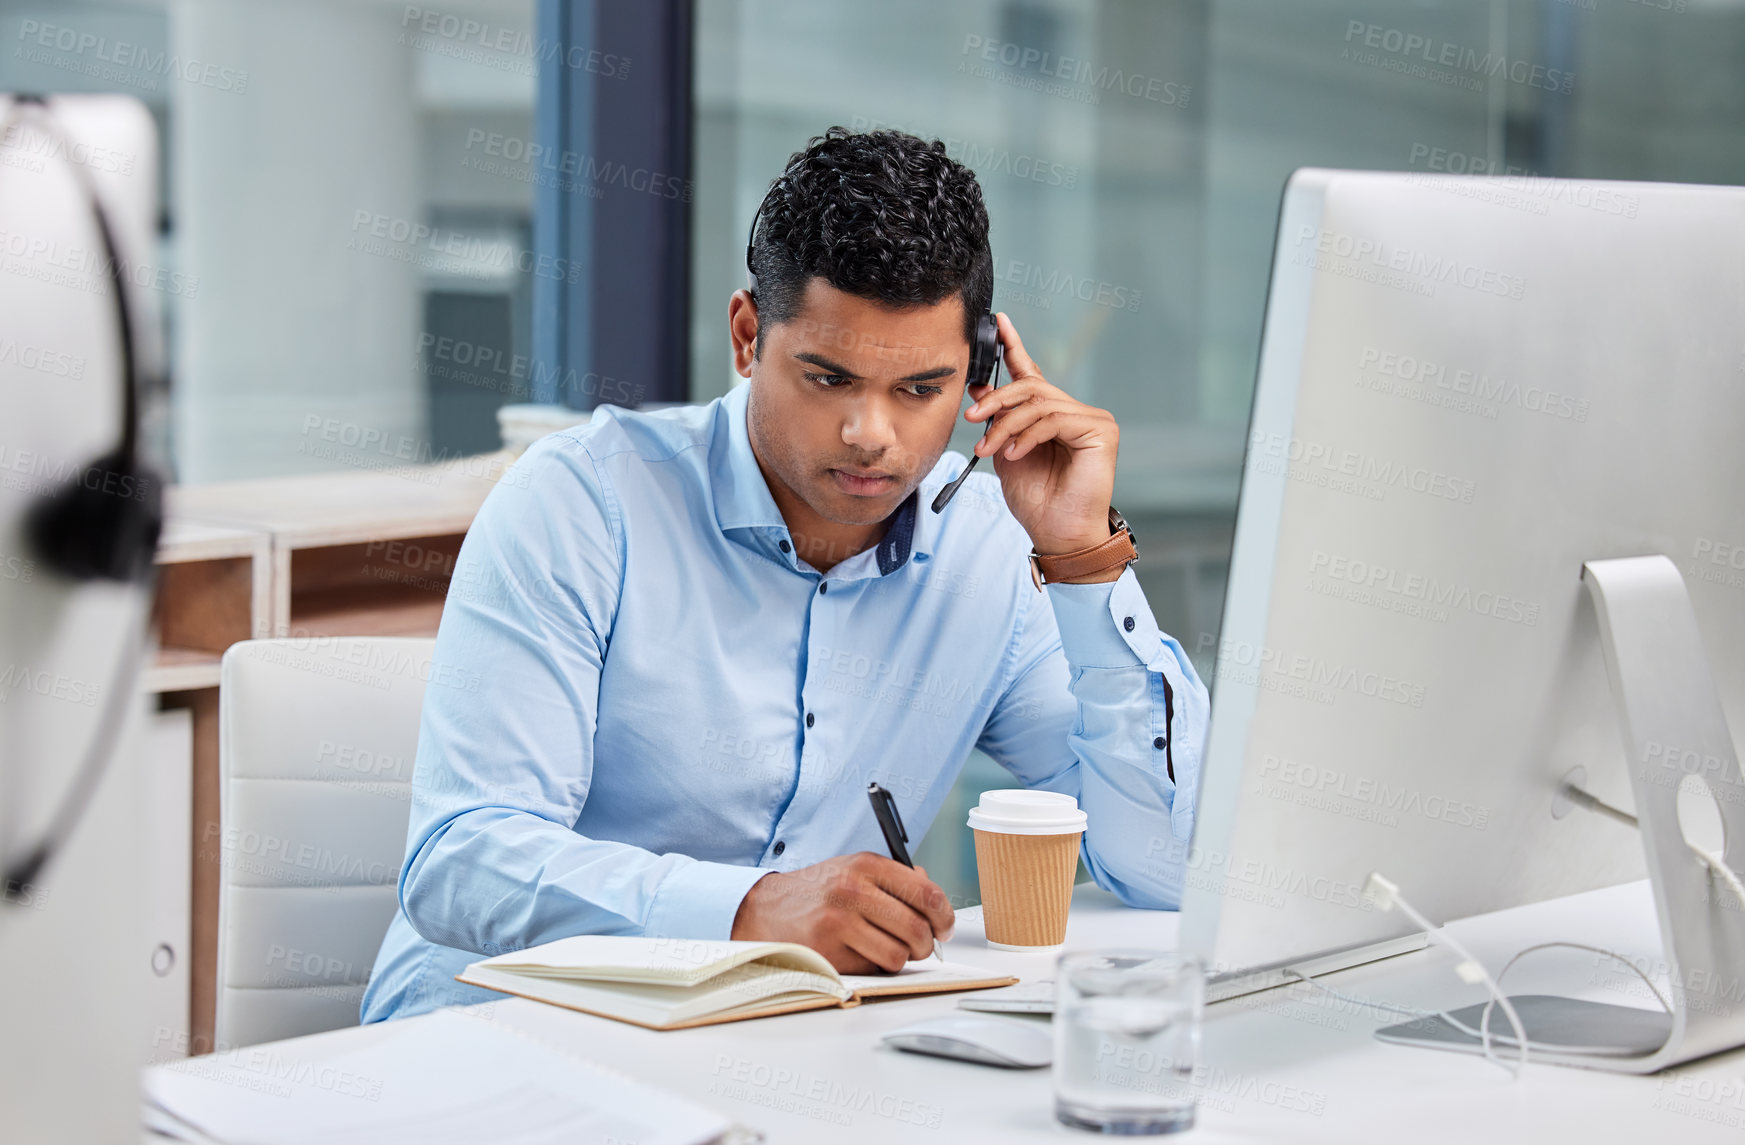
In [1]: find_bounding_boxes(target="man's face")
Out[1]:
[738,279,970,528]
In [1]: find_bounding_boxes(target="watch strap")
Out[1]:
[1030,507,1138,588]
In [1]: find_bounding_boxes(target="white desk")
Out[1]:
[147,880,1745,1142]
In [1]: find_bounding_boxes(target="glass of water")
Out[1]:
[1054,949,1205,1134]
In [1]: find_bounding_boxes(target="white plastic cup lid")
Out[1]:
[967,789,1087,835]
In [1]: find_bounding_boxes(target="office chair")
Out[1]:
[214,637,432,1047]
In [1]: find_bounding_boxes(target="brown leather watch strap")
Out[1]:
[1030,508,1139,588]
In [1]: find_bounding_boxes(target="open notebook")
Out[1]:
[457,936,1019,1030]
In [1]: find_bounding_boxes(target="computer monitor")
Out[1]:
[1177,168,1745,1071]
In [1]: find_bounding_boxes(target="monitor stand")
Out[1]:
[1374,995,1675,1066]
[1380,555,1745,1073]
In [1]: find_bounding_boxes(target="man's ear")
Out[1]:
[729,290,760,378]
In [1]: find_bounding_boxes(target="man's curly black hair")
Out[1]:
[748,127,993,353]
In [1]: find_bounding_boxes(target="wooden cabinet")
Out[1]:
[148,520,272,692]
[152,452,512,1050]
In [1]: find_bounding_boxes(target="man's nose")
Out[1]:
[841,395,899,453]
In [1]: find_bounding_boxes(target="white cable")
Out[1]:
[1286,871,1685,1076]
[1365,872,1531,1076]
[1278,968,1436,1022]
[1281,965,1526,1071]
[1562,784,1745,911]
[1559,783,1641,830]
[1284,965,1549,1060]
[1280,786,1736,1076]
[1284,948,1672,1059]
[1475,941,1674,1057]
[1692,844,1745,912]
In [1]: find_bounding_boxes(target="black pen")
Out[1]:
[866,782,947,963]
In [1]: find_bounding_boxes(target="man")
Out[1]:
[361,128,1207,1022]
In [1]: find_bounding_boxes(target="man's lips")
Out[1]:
[828,468,898,496]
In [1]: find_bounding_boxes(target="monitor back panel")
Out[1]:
[1181,169,1745,975]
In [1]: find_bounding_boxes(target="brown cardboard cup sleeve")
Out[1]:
[968,790,1088,951]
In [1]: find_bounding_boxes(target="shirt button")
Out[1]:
[805,712,815,728]
[773,840,786,857]
[779,540,791,553]
[1154,735,1167,750]
[1123,615,1136,632]
[819,582,828,594]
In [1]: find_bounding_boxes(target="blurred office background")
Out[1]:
[5,0,1743,899]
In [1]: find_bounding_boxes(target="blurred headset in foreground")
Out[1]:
[11,94,163,580]
[1,93,163,902]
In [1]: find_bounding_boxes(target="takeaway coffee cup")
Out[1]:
[969,790,1087,951]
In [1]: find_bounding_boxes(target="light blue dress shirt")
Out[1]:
[361,382,1208,1022]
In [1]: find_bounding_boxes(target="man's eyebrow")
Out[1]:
[791,352,958,384]
[792,351,860,378]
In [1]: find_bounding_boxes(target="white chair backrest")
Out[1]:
[214,637,433,1048]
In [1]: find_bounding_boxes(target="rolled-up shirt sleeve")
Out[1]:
[976,566,1209,909]
[398,437,769,957]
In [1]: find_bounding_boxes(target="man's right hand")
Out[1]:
[729,852,956,974]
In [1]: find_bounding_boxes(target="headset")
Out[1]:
[1,94,163,903]
[7,95,162,581]
[744,171,1002,513]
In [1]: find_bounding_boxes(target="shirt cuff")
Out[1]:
[1045,567,1161,669]
[643,858,774,940]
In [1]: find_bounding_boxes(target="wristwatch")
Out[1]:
[1029,506,1139,589]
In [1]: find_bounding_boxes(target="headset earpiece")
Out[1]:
[25,449,161,583]
[10,97,163,585]
[968,312,1000,390]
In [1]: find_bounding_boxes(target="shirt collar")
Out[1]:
[710,383,788,533]
[709,382,938,576]
[875,490,919,575]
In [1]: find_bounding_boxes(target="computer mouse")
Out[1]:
[881,1014,1053,1068]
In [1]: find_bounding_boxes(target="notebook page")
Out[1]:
[839,955,1016,997]
[474,935,836,988]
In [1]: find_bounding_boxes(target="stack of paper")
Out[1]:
[142,1009,736,1145]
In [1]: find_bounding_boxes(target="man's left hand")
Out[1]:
[964,313,1118,557]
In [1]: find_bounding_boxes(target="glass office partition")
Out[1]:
[691,0,1745,899]
[0,0,537,481]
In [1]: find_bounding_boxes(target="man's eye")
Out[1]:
[905,384,945,398]
[803,372,849,388]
